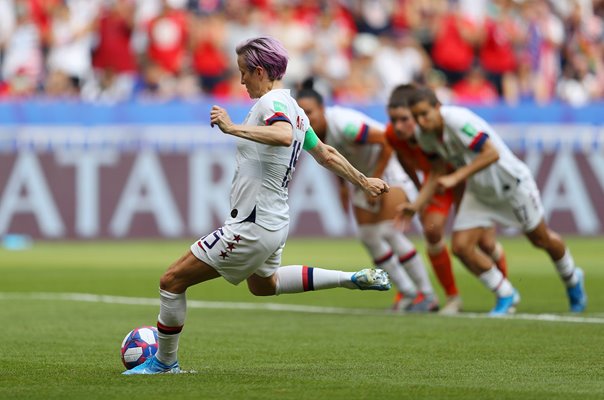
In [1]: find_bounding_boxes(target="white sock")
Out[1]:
[375,252,417,297]
[555,249,579,287]
[156,289,186,365]
[379,221,433,295]
[275,265,354,294]
[479,267,514,297]
[399,251,434,295]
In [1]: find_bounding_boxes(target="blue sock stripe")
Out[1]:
[307,267,314,291]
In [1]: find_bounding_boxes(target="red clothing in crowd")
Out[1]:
[479,18,517,74]
[452,77,499,104]
[431,14,477,73]
[92,9,137,73]
[147,10,188,74]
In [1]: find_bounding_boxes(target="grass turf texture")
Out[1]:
[1,237,603,399]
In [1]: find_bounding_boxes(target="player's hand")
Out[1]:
[395,202,417,231]
[436,174,459,193]
[210,105,234,133]
[363,177,389,197]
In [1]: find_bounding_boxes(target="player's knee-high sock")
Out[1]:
[358,224,416,297]
[554,249,579,287]
[427,241,458,297]
[478,267,514,298]
[156,289,186,365]
[490,242,508,278]
[380,221,434,295]
[275,265,358,293]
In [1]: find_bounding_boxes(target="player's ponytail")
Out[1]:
[297,77,324,105]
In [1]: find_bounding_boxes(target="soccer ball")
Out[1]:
[120,326,159,369]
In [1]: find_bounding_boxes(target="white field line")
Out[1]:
[1,292,603,325]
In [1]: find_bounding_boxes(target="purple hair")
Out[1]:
[236,36,289,81]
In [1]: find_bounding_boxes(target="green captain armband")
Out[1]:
[303,126,320,150]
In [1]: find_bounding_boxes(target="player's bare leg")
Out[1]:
[525,220,586,312]
[478,227,508,278]
[452,228,518,315]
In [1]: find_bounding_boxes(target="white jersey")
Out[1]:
[324,106,384,176]
[224,89,308,230]
[417,106,532,204]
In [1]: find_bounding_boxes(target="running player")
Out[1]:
[386,84,508,314]
[400,85,587,315]
[123,37,391,375]
[297,79,438,312]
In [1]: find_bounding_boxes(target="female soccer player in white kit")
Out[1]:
[123,37,391,375]
[297,80,438,312]
[400,86,587,316]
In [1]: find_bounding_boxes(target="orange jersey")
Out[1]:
[385,123,455,216]
[385,123,432,175]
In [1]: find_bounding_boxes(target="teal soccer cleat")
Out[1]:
[489,289,520,316]
[567,268,587,313]
[122,356,181,375]
[351,268,391,291]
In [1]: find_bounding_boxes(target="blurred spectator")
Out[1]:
[223,0,263,70]
[350,0,393,35]
[267,3,314,87]
[44,69,78,97]
[92,0,137,76]
[311,6,355,85]
[28,0,62,49]
[402,0,447,55]
[372,32,431,99]
[211,68,250,101]
[1,1,43,91]
[431,2,483,85]
[46,1,96,90]
[451,65,499,105]
[145,0,189,75]
[478,0,525,103]
[190,12,229,94]
[522,0,565,104]
[557,53,600,106]
[506,53,538,104]
[332,32,381,102]
[0,1,16,66]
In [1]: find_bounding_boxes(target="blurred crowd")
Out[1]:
[0,0,603,106]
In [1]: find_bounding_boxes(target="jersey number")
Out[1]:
[282,140,302,188]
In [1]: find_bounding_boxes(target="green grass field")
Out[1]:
[1,236,603,400]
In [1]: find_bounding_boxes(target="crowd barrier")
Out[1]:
[1,100,603,239]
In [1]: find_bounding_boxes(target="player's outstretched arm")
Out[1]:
[306,136,389,197]
[210,105,293,146]
[440,139,500,191]
[395,157,444,229]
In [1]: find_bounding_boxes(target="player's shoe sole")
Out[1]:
[351,268,391,291]
[122,356,181,375]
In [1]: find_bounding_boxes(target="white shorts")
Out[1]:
[190,222,289,285]
[453,175,544,233]
[352,156,417,212]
